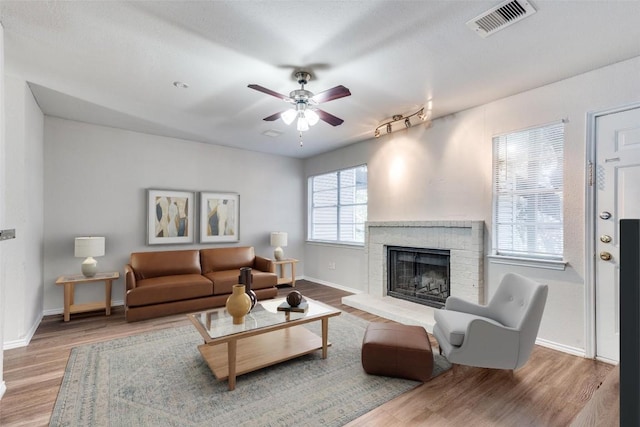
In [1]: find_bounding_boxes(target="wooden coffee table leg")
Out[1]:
[227,339,237,390]
[321,318,329,359]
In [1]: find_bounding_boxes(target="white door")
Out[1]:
[595,106,640,362]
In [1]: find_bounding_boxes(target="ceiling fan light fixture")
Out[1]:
[306,109,320,126]
[297,116,310,132]
[281,109,297,125]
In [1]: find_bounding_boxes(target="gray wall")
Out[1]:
[304,55,640,354]
[42,117,304,314]
[3,76,45,346]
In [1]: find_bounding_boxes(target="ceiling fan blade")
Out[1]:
[263,111,285,121]
[315,109,344,126]
[311,85,351,104]
[248,84,291,102]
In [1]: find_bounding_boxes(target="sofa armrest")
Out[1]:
[124,264,137,292]
[254,256,275,273]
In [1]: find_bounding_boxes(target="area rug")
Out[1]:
[50,312,450,427]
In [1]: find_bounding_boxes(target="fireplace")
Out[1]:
[387,246,450,308]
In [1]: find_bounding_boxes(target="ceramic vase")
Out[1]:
[226,284,251,324]
[239,267,257,311]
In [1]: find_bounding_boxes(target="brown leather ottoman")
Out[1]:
[361,322,434,382]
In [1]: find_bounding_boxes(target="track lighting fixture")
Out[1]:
[374,107,430,137]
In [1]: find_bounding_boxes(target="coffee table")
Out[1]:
[188,297,341,390]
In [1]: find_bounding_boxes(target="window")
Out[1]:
[308,165,368,244]
[492,122,564,260]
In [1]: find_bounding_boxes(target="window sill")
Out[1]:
[488,255,567,271]
[306,240,364,249]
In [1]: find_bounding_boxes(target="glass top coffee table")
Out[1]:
[188,297,341,390]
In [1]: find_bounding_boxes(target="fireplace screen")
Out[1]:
[387,246,450,308]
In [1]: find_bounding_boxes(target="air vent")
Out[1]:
[467,0,536,38]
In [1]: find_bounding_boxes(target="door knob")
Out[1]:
[600,251,612,261]
[600,235,612,243]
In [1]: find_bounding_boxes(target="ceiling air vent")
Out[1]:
[466,0,536,38]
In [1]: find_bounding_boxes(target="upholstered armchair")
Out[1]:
[433,273,548,370]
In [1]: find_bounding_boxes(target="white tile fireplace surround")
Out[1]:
[342,221,484,332]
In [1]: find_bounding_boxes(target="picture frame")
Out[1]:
[199,192,240,243]
[147,189,195,245]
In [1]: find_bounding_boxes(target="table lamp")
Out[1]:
[74,237,105,277]
[270,232,288,261]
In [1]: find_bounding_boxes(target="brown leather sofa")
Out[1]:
[124,246,278,322]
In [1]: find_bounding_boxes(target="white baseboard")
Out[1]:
[3,311,44,350]
[0,381,6,400]
[301,276,363,294]
[535,337,585,358]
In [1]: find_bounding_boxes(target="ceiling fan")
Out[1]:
[248,71,351,134]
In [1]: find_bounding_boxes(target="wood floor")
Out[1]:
[1,280,616,426]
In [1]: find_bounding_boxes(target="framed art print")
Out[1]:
[199,192,239,243]
[147,189,195,245]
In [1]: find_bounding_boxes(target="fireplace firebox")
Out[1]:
[387,246,450,308]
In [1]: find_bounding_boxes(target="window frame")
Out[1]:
[491,121,565,264]
[307,164,368,245]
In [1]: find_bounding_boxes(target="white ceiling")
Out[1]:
[1,1,640,159]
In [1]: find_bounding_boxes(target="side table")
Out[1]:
[55,272,119,322]
[273,258,299,287]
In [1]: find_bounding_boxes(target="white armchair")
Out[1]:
[433,273,548,370]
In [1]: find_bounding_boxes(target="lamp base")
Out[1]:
[81,257,98,277]
[274,247,284,261]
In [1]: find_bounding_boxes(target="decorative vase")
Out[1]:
[239,267,257,311]
[225,284,251,324]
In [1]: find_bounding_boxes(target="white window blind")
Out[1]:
[309,165,368,244]
[493,122,564,259]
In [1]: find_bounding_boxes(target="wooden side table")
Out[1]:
[55,272,119,322]
[273,258,299,287]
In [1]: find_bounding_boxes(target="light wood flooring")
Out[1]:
[1,280,616,426]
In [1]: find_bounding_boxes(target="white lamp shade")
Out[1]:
[74,237,105,258]
[270,232,288,248]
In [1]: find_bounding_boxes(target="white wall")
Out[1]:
[304,55,640,354]
[0,21,7,399]
[42,117,304,313]
[3,76,44,348]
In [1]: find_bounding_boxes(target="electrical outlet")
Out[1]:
[328,262,336,270]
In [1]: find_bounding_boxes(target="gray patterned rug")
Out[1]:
[50,312,450,426]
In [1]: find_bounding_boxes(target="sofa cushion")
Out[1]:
[127,274,213,306]
[251,271,278,289]
[434,309,503,347]
[200,246,255,273]
[204,269,277,295]
[130,250,201,280]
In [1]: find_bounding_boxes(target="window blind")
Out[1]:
[493,122,564,259]
[309,165,368,244]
